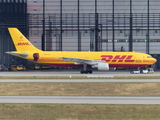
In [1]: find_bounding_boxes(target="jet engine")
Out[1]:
[92,63,109,71]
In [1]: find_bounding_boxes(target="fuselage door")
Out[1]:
[136,54,143,64]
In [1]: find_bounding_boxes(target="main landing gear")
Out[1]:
[80,64,93,74]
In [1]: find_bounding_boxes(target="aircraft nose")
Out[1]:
[154,58,157,63]
[152,58,157,64]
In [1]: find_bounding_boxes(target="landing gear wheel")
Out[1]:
[84,70,88,74]
[80,70,85,74]
[80,63,93,74]
[88,70,92,74]
[80,70,92,74]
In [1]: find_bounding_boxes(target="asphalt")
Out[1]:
[0,69,159,77]
[0,96,160,104]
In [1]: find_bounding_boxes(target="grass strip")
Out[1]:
[0,82,160,96]
[0,104,160,120]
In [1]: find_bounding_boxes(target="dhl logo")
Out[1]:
[17,42,31,46]
[101,55,135,62]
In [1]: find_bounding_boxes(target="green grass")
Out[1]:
[0,104,160,120]
[0,82,160,96]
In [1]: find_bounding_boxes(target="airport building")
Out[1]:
[0,0,160,69]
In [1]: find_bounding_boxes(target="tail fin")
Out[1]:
[8,28,42,52]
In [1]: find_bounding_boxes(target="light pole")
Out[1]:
[42,0,45,51]
[98,24,102,51]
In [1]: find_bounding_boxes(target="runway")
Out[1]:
[0,96,160,104]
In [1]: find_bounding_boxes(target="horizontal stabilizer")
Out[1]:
[6,51,28,57]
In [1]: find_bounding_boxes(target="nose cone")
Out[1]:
[153,58,157,64]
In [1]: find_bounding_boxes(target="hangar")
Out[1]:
[0,0,160,69]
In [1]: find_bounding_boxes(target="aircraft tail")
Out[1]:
[8,28,42,52]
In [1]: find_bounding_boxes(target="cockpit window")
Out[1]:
[147,56,153,58]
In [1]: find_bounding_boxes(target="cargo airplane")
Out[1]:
[6,28,157,74]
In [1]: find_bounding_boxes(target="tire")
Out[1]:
[140,70,143,74]
[88,70,92,74]
[80,70,85,74]
[84,70,88,74]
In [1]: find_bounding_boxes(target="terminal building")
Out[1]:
[0,0,160,69]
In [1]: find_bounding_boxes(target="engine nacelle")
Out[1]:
[92,63,109,71]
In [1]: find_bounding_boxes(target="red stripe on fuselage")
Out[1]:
[41,63,149,68]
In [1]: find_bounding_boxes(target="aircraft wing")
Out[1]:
[57,57,105,65]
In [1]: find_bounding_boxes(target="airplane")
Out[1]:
[6,28,157,74]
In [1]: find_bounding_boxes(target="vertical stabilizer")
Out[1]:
[8,28,42,52]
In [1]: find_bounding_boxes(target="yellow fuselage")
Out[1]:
[23,51,156,68]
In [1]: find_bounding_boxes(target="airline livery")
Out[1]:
[6,28,157,74]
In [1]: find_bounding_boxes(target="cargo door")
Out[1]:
[136,54,143,64]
